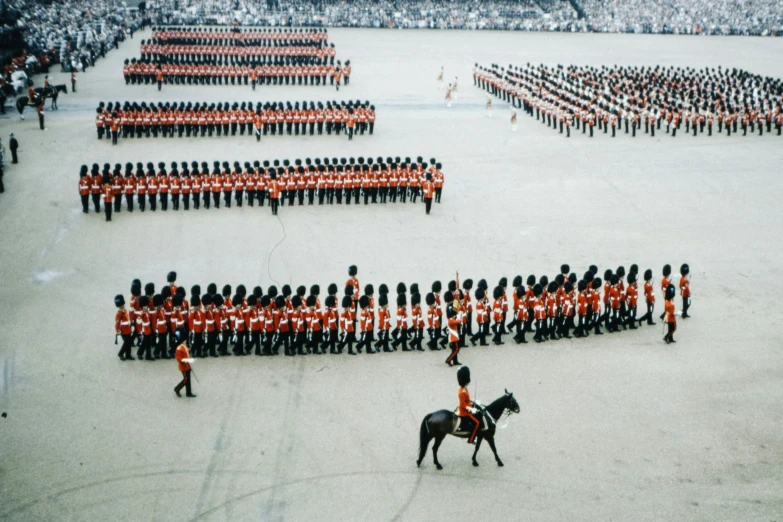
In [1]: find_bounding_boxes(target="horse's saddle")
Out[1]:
[453,410,492,437]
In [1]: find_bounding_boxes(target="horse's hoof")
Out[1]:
[416,460,421,468]
[497,461,504,467]
[436,464,443,471]
[472,461,479,467]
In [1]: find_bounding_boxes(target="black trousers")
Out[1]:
[118,333,132,359]
[138,333,153,359]
[425,197,432,214]
[175,369,193,395]
[81,194,89,213]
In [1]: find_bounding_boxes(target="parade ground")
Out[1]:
[1,29,782,521]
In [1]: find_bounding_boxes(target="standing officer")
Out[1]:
[37,103,45,130]
[174,332,197,397]
[423,173,434,215]
[9,133,18,163]
[115,294,134,360]
[78,165,91,213]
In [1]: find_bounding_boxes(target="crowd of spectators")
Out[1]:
[1,0,149,80]
[147,0,782,36]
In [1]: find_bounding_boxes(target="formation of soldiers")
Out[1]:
[123,59,350,88]
[475,63,783,138]
[148,27,329,47]
[113,263,692,363]
[95,100,375,143]
[125,25,350,88]
[80,156,445,218]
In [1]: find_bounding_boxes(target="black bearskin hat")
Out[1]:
[533,284,543,297]
[592,277,602,290]
[328,283,338,295]
[515,286,525,298]
[425,293,436,306]
[628,272,637,284]
[443,290,454,304]
[644,269,653,281]
[114,294,125,307]
[191,285,201,296]
[396,282,407,294]
[261,295,271,308]
[341,295,353,308]
[223,284,232,296]
[680,263,689,276]
[138,296,149,308]
[410,283,419,295]
[477,279,488,290]
[663,264,671,277]
[526,275,536,286]
[172,294,183,307]
[348,265,358,276]
[202,294,213,306]
[463,279,473,290]
[306,295,316,307]
[475,288,486,300]
[411,293,421,306]
[297,285,307,297]
[310,284,320,296]
[379,294,388,307]
[268,285,279,298]
[325,295,336,308]
[247,295,257,307]
[448,281,457,293]
[665,284,676,300]
[396,294,406,306]
[152,294,163,307]
[512,275,523,287]
[359,295,369,308]
[167,271,177,283]
[560,264,570,275]
[364,284,374,295]
[344,285,354,297]
[379,284,389,295]
[432,281,442,293]
[493,286,504,299]
[207,283,217,295]
[213,295,224,307]
[457,366,471,387]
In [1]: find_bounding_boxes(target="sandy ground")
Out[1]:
[1,29,782,521]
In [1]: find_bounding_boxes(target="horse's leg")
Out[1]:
[486,434,504,467]
[432,436,444,470]
[417,423,432,468]
[472,436,483,467]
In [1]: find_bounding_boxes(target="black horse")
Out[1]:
[15,84,67,117]
[37,84,68,110]
[417,389,520,470]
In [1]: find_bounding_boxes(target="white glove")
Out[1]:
[675,311,683,317]
[469,407,477,414]
[184,358,194,364]
[474,399,481,406]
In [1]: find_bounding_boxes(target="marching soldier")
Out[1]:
[174,332,197,398]
[663,284,679,344]
[679,263,691,318]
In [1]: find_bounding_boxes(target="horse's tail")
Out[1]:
[417,413,433,466]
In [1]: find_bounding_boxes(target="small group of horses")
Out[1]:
[0,84,67,117]
[418,389,520,470]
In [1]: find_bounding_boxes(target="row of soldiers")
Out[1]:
[149,27,330,47]
[95,100,374,142]
[113,263,691,362]
[140,43,338,63]
[79,157,446,218]
[123,59,349,87]
[475,63,783,138]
